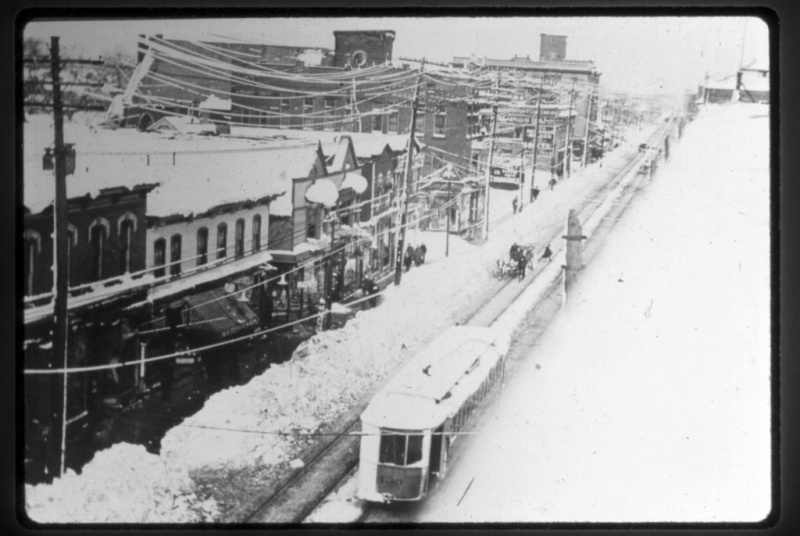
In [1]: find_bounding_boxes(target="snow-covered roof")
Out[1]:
[228,126,409,159]
[453,55,597,74]
[361,325,505,430]
[198,94,232,111]
[23,114,321,218]
[147,115,216,134]
[704,78,736,90]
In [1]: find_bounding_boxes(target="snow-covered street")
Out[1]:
[409,103,771,523]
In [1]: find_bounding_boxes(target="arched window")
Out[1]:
[89,223,108,281]
[252,214,262,252]
[197,227,209,266]
[154,238,166,278]
[119,219,134,273]
[170,234,182,276]
[23,230,41,296]
[235,218,245,258]
[216,222,227,259]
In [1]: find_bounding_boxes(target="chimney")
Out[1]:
[539,34,567,62]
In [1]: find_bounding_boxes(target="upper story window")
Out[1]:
[387,112,399,134]
[170,234,182,276]
[267,92,280,127]
[252,214,262,252]
[119,219,134,274]
[235,218,245,258]
[153,238,166,278]
[434,109,447,138]
[306,208,318,239]
[303,97,315,129]
[280,97,291,127]
[324,97,336,131]
[415,111,426,135]
[197,227,209,266]
[372,103,384,133]
[23,230,41,296]
[217,222,228,259]
[66,225,77,286]
[89,220,108,281]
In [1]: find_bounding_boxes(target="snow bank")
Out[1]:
[25,444,217,524]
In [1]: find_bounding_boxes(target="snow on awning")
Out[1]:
[198,94,232,111]
[183,287,258,339]
[304,178,339,207]
[147,251,274,303]
[341,171,368,194]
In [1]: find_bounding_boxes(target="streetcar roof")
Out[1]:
[362,326,506,430]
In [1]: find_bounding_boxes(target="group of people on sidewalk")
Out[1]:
[403,243,428,272]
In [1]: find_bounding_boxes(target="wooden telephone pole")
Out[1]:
[394,60,424,286]
[562,79,576,179]
[529,77,544,203]
[49,36,70,478]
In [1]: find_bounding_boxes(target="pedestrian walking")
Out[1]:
[512,197,518,214]
[540,244,553,262]
[404,245,415,272]
[549,177,556,190]
[362,277,379,308]
[516,252,527,280]
[414,245,424,267]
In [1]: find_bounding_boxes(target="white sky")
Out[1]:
[24,15,770,94]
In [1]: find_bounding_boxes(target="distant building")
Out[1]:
[737,67,769,103]
[452,33,601,176]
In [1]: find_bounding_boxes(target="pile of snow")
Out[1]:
[24,444,217,523]
[25,119,659,523]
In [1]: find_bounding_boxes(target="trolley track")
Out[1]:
[235,122,672,524]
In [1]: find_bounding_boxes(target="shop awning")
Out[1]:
[183,287,259,339]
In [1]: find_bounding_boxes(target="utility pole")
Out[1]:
[517,143,525,209]
[49,36,70,479]
[563,78,576,179]
[444,166,454,257]
[323,210,339,330]
[529,77,543,203]
[394,60,424,286]
[352,76,360,132]
[483,103,498,241]
[581,80,595,168]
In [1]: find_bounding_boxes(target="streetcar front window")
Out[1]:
[378,432,424,466]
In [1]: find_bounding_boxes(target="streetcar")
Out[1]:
[357,326,509,503]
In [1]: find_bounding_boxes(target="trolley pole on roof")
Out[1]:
[394,59,424,286]
[49,36,70,478]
